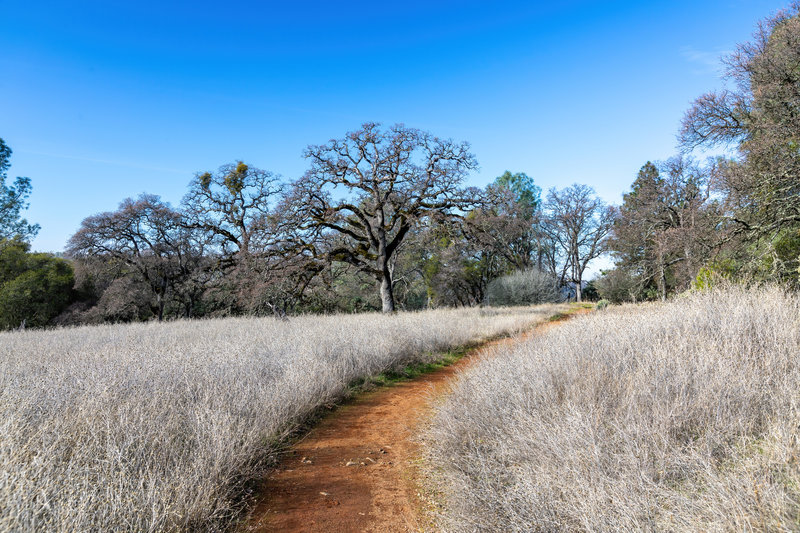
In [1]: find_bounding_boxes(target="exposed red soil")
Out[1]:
[243,309,586,533]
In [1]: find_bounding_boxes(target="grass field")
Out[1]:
[427,287,800,531]
[0,305,562,532]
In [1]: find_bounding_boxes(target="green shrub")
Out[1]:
[0,239,74,329]
[594,268,642,303]
[692,260,734,292]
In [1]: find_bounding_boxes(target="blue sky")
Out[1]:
[0,0,788,253]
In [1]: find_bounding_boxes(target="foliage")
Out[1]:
[0,138,39,241]
[692,260,735,292]
[594,267,643,303]
[182,161,282,259]
[581,279,600,301]
[751,227,800,286]
[0,239,74,330]
[63,130,610,321]
[681,5,800,281]
[415,219,505,307]
[67,194,206,321]
[59,121,621,322]
[609,157,722,300]
[465,171,550,275]
[494,170,541,218]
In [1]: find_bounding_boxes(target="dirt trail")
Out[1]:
[244,310,585,533]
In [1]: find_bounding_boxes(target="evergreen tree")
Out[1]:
[0,138,39,241]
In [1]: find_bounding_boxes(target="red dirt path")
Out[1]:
[243,310,584,533]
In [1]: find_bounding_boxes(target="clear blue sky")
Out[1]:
[0,0,788,253]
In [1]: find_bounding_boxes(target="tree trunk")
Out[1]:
[156,293,165,321]
[380,275,395,313]
[156,277,168,321]
[376,222,395,313]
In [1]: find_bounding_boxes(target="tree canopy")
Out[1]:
[182,161,282,260]
[609,158,720,300]
[0,239,74,330]
[67,194,202,321]
[543,184,613,302]
[0,138,39,242]
[286,122,479,312]
[681,4,800,237]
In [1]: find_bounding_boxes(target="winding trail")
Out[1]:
[243,308,585,533]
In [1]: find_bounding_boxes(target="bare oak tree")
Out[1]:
[543,184,613,302]
[680,5,800,237]
[286,123,478,312]
[67,194,202,321]
[182,161,282,261]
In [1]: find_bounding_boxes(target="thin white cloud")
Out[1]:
[680,46,731,76]
[18,149,189,175]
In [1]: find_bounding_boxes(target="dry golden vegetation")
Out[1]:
[427,288,800,531]
[0,305,561,532]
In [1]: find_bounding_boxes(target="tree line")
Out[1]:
[0,122,612,328]
[597,3,800,302]
[2,3,798,328]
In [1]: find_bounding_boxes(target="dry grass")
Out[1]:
[0,305,558,532]
[426,287,800,531]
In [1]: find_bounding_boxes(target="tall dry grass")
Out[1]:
[426,288,800,531]
[0,305,560,532]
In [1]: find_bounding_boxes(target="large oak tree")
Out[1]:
[286,123,479,312]
[182,161,282,261]
[68,194,203,321]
